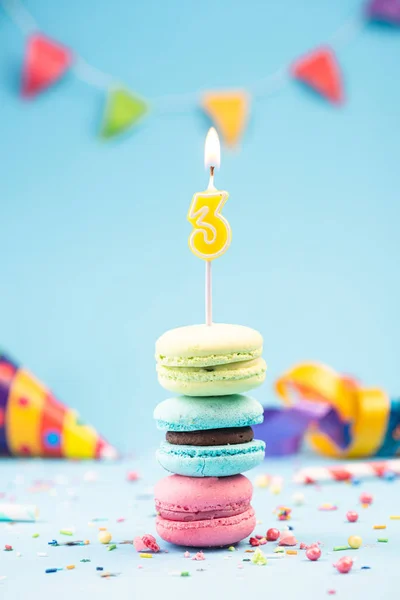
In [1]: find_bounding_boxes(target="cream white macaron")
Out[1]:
[155,323,267,396]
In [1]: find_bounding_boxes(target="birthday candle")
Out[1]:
[187,128,232,325]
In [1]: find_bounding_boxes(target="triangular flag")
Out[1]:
[366,0,400,25]
[22,34,72,98]
[101,88,148,139]
[0,352,117,459]
[291,47,344,104]
[202,90,250,146]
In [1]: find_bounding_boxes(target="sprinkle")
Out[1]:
[92,518,108,522]
[333,556,353,573]
[373,525,386,530]
[184,551,190,558]
[48,540,59,546]
[251,548,267,565]
[100,571,121,578]
[107,544,117,551]
[4,545,12,551]
[134,537,148,552]
[37,552,48,557]
[45,568,58,574]
[306,546,322,561]
[359,492,373,505]
[286,550,297,555]
[249,537,260,546]
[96,567,104,571]
[80,559,91,563]
[319,504,337,511]
[333,546,350,551]
[139,553,152,558]
[32,533,40,538]
[327,591,336,595]
[278,533,297,546]
[127,471,140,482]
[346,511,359,523]
[292,492,305,506]
[66,565,75,570]
[276,506,291,521]
[228,546,235,552]
[98,527,107,531]
[348,535,362,549]
[60,529,73,536]
[255,474,270,488]
[266,528,280,541]
[142,534,160,553]
[98,531,112,544]
[361,566,371,570]
[242,558,251,562]
[389,515,400,520]
[377,538,388,542]
[245,549,254,553]
[180,571,190,577]
[192,551,205,561]
[258,538,267,545]
[274,547,285,554]
[116,518,125,523]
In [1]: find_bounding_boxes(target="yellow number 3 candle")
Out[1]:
[187,128,232,261]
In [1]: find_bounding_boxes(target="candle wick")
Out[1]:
[207,166,216,191]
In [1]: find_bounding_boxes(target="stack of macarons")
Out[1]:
[154,323,267,547]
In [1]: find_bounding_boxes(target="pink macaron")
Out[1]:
[155,474,256,547]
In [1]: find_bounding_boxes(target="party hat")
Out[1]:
[0,352,117,459]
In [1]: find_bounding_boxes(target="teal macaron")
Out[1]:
[156,323,267,397]
[154,394,266,477]
[154,394,264,431]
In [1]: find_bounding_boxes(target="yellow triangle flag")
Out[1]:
[202,90,250,147]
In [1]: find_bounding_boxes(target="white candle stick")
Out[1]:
[205,164,216,326]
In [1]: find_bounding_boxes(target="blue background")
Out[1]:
[0,0,399,452]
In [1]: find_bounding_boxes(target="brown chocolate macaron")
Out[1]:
[166,426,254,447]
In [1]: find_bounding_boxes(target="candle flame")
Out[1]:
[204,127,220,170]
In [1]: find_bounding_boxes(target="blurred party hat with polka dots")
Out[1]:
[0,352,117,459]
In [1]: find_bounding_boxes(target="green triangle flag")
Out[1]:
[101,88,148,139]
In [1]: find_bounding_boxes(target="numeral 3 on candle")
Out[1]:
[187,191,232,260]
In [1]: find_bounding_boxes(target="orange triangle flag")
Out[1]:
[291,47,344,104]
[202,90,250,146]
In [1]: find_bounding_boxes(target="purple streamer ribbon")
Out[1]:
[253,399,352,456]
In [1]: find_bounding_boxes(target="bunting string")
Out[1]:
[1,0,399,144]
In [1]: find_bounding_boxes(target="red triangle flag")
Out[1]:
[291,47,343,104]
[22,34,72,98]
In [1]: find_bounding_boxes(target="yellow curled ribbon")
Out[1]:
[275,362,390,458]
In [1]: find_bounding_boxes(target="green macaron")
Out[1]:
[155,323,267,396]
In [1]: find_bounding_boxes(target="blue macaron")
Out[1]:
[154,394,266,477]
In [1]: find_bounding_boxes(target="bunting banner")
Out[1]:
[100,88,148,139]
[366,0,400,24]
[22,33,72,98]
[291,47,344,104]
[0,0,399,144]
[202,91,250,147]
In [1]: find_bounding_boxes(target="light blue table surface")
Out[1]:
[0,454,398,599]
